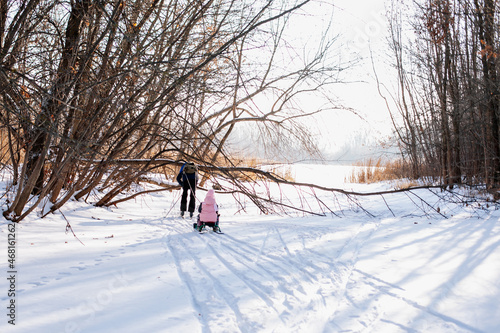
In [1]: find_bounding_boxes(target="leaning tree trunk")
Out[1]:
[27,0,91,194]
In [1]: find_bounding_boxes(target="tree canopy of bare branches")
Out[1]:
[0,0,346,221]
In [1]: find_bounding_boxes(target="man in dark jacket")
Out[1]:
[176,162,198,218]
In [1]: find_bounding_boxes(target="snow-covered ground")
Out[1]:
[1,164,500,333]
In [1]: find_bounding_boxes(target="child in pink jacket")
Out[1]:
[197,189,220,231]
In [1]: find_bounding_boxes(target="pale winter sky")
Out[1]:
[301,0,395,160]
[235,1,395,161]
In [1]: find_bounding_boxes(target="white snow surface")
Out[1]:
[1,164,500,333]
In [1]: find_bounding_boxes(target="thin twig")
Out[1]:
[380,194,395,217]
[60,210,85,246]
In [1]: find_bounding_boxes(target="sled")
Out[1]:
[193,221,222,233]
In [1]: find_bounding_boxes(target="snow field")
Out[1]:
[1,164,500,332]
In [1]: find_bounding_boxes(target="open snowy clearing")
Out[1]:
[1,164,500,333]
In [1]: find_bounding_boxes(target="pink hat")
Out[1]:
[204,189,216,205]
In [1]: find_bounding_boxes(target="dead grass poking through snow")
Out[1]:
[346,158,416,186]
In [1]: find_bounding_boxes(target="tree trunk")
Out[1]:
[476,0,500,187]
[27,0,91,195]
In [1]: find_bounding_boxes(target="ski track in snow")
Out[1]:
[158,218,339,332]
[158,218,401,333]
[156,216,488,333]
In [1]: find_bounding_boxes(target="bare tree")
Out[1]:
[0,0,348,221]
[386,0,500,194]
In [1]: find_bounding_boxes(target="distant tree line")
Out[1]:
[0,0,344,221]
[387,0,500,193]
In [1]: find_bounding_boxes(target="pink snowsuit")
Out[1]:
[199,189,218,223]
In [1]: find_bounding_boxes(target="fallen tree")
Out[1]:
[83,159,492,220]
